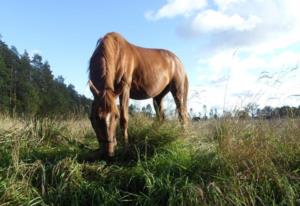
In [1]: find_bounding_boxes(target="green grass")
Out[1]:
[0,115,300,205]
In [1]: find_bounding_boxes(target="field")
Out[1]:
[0,115,300,206]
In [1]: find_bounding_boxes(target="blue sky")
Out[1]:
[1,0,300,113]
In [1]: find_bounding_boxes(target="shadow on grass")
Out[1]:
[112,122,182,165]
[77,131,180,165]
[78,121,182,165]
[20,120,183,167]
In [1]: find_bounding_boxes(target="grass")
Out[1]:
[0,115,300,206]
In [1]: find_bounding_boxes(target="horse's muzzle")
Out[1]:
[106,141,116,157]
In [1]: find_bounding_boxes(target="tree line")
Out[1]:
[190,103,300,121]
[0,37,91,116]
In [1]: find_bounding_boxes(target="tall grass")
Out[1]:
[0,115,299,205]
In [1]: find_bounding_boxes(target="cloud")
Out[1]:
[145,0,207,20]
[213,0,242,11]
[147,0,300,53]
[192,10,261,32]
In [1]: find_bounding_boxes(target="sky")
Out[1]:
[1,0,300,114]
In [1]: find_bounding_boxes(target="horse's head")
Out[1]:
[89,81,119,157]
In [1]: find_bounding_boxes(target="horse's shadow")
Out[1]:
[23,122,180,166]
[79,123,180,165]
[77,136,176,166]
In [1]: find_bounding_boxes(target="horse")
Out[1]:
[88,32,189,157]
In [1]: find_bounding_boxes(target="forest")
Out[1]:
[0,36,91,116]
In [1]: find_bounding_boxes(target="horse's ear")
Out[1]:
[89,80,100,96]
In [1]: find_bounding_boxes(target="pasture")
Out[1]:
[0,115,300,205]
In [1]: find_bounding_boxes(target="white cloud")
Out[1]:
[147,0,300,52]
[192,10,261,32]
[145,0,207,20]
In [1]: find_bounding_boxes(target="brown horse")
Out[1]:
[88,32,188,157]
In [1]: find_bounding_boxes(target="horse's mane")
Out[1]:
[89,32,126,115]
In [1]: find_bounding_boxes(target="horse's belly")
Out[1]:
[129,60,174,99]
[129,75,170,100]
[129,88,150,100]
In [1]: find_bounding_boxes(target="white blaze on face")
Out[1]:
[106,113,111,129]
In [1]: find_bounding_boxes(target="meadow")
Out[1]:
[0,115,300,206]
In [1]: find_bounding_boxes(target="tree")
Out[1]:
[145,104,153,117]
[16,51,40,114]
[31,54,43,69]
[203,105,207,120]
[214,108,218,119]
[10,46,19,57]
[129,104,138,115]
[0,56,10,112]
[209,109,214,119]
[189,108,194,118]
[235,110,250,119]
[259,106,273,119]
[245,103,259,118]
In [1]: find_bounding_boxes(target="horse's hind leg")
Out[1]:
[171,81,188,126]
[153,89,169,121]
[153,96,165,121]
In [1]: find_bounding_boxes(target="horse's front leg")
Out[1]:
[119,88,130,148]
